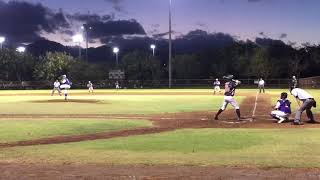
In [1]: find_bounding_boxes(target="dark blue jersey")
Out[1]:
[224,80,238,96]
[277,99,291,114]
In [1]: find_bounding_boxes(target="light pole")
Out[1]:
[168,0,172,88]
[0,36,5,49]
[72,34,84,59]
[150,44,156,56]
[82,25,92,62]
[16,46,26,53]
[113,47,119,67]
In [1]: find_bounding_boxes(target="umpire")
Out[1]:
[291,87,317,125]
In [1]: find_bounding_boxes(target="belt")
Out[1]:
[303,98,314,101]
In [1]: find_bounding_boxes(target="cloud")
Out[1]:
[68,13,114,23]
[0,1,146,45]
[0,1,68,43]
[279,33,288,39]
[259,31,268,38]
[104,0,126,13]
[87,19,146,39]
[196,22,208,28]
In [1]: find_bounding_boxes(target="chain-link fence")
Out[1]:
[299,76,320,88]
[0,78,292,89]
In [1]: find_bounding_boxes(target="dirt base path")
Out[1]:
[1,163,320,180]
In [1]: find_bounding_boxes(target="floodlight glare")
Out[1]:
[0,36,5,49]
[72,34,84,43]
[150,44,156,49]
[16,46,26,53]
[113,47,119,53]
[0,37,5,43]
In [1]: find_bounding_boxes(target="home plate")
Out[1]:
[220,121,248,124]
[220,118,253,124]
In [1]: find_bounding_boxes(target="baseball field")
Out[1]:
[0,89,320,179]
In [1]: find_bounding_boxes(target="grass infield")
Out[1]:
[0,119,152,143]
[0,90,245,115]
[1,128,320,167]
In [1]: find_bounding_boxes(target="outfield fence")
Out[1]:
[0,78,293,90]
[299,76,320,88]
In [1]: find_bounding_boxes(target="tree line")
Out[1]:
[0,40,320,82]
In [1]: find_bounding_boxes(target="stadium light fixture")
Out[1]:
[81,25,93,62]
[150,44,156,56]
[113,47,120,66]
[16,46,26,53]
[72,34,84,59]
[0,36,5,49]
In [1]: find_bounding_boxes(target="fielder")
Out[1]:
[291,87,317,125]
[214,75,242,121]
[51,80,61,96]
[291,76,298,89]
[213,78,221,95]
[87,81,94,93]
[60,75,72,100]
[270,92,291,123]
[258,78,265,93]
[115,81,120,89]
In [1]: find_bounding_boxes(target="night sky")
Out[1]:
[1,0,320,47]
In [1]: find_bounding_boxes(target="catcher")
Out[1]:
[270,92,291,123]
[214,75,242,121]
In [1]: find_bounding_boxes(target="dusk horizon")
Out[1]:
[1,0,320,47]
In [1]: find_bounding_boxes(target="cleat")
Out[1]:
[306,120,317,124]
[292,121,304,125]
[214,117,219,120]
[277,117,286,124]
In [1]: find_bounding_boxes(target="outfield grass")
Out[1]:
[0,89,245,114]
[0,119,152,143]
[1,128,320,167]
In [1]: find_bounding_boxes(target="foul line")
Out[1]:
[252,92,259,120]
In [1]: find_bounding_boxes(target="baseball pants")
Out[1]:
[295,98,315,121]
[271,110,290,119]
[221,96,239,110]
[214,86,220,93]
[258,85,265,93]
[51,87,61,96]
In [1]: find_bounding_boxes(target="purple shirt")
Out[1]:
[61,78,71,85]
[276,99,291,114]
